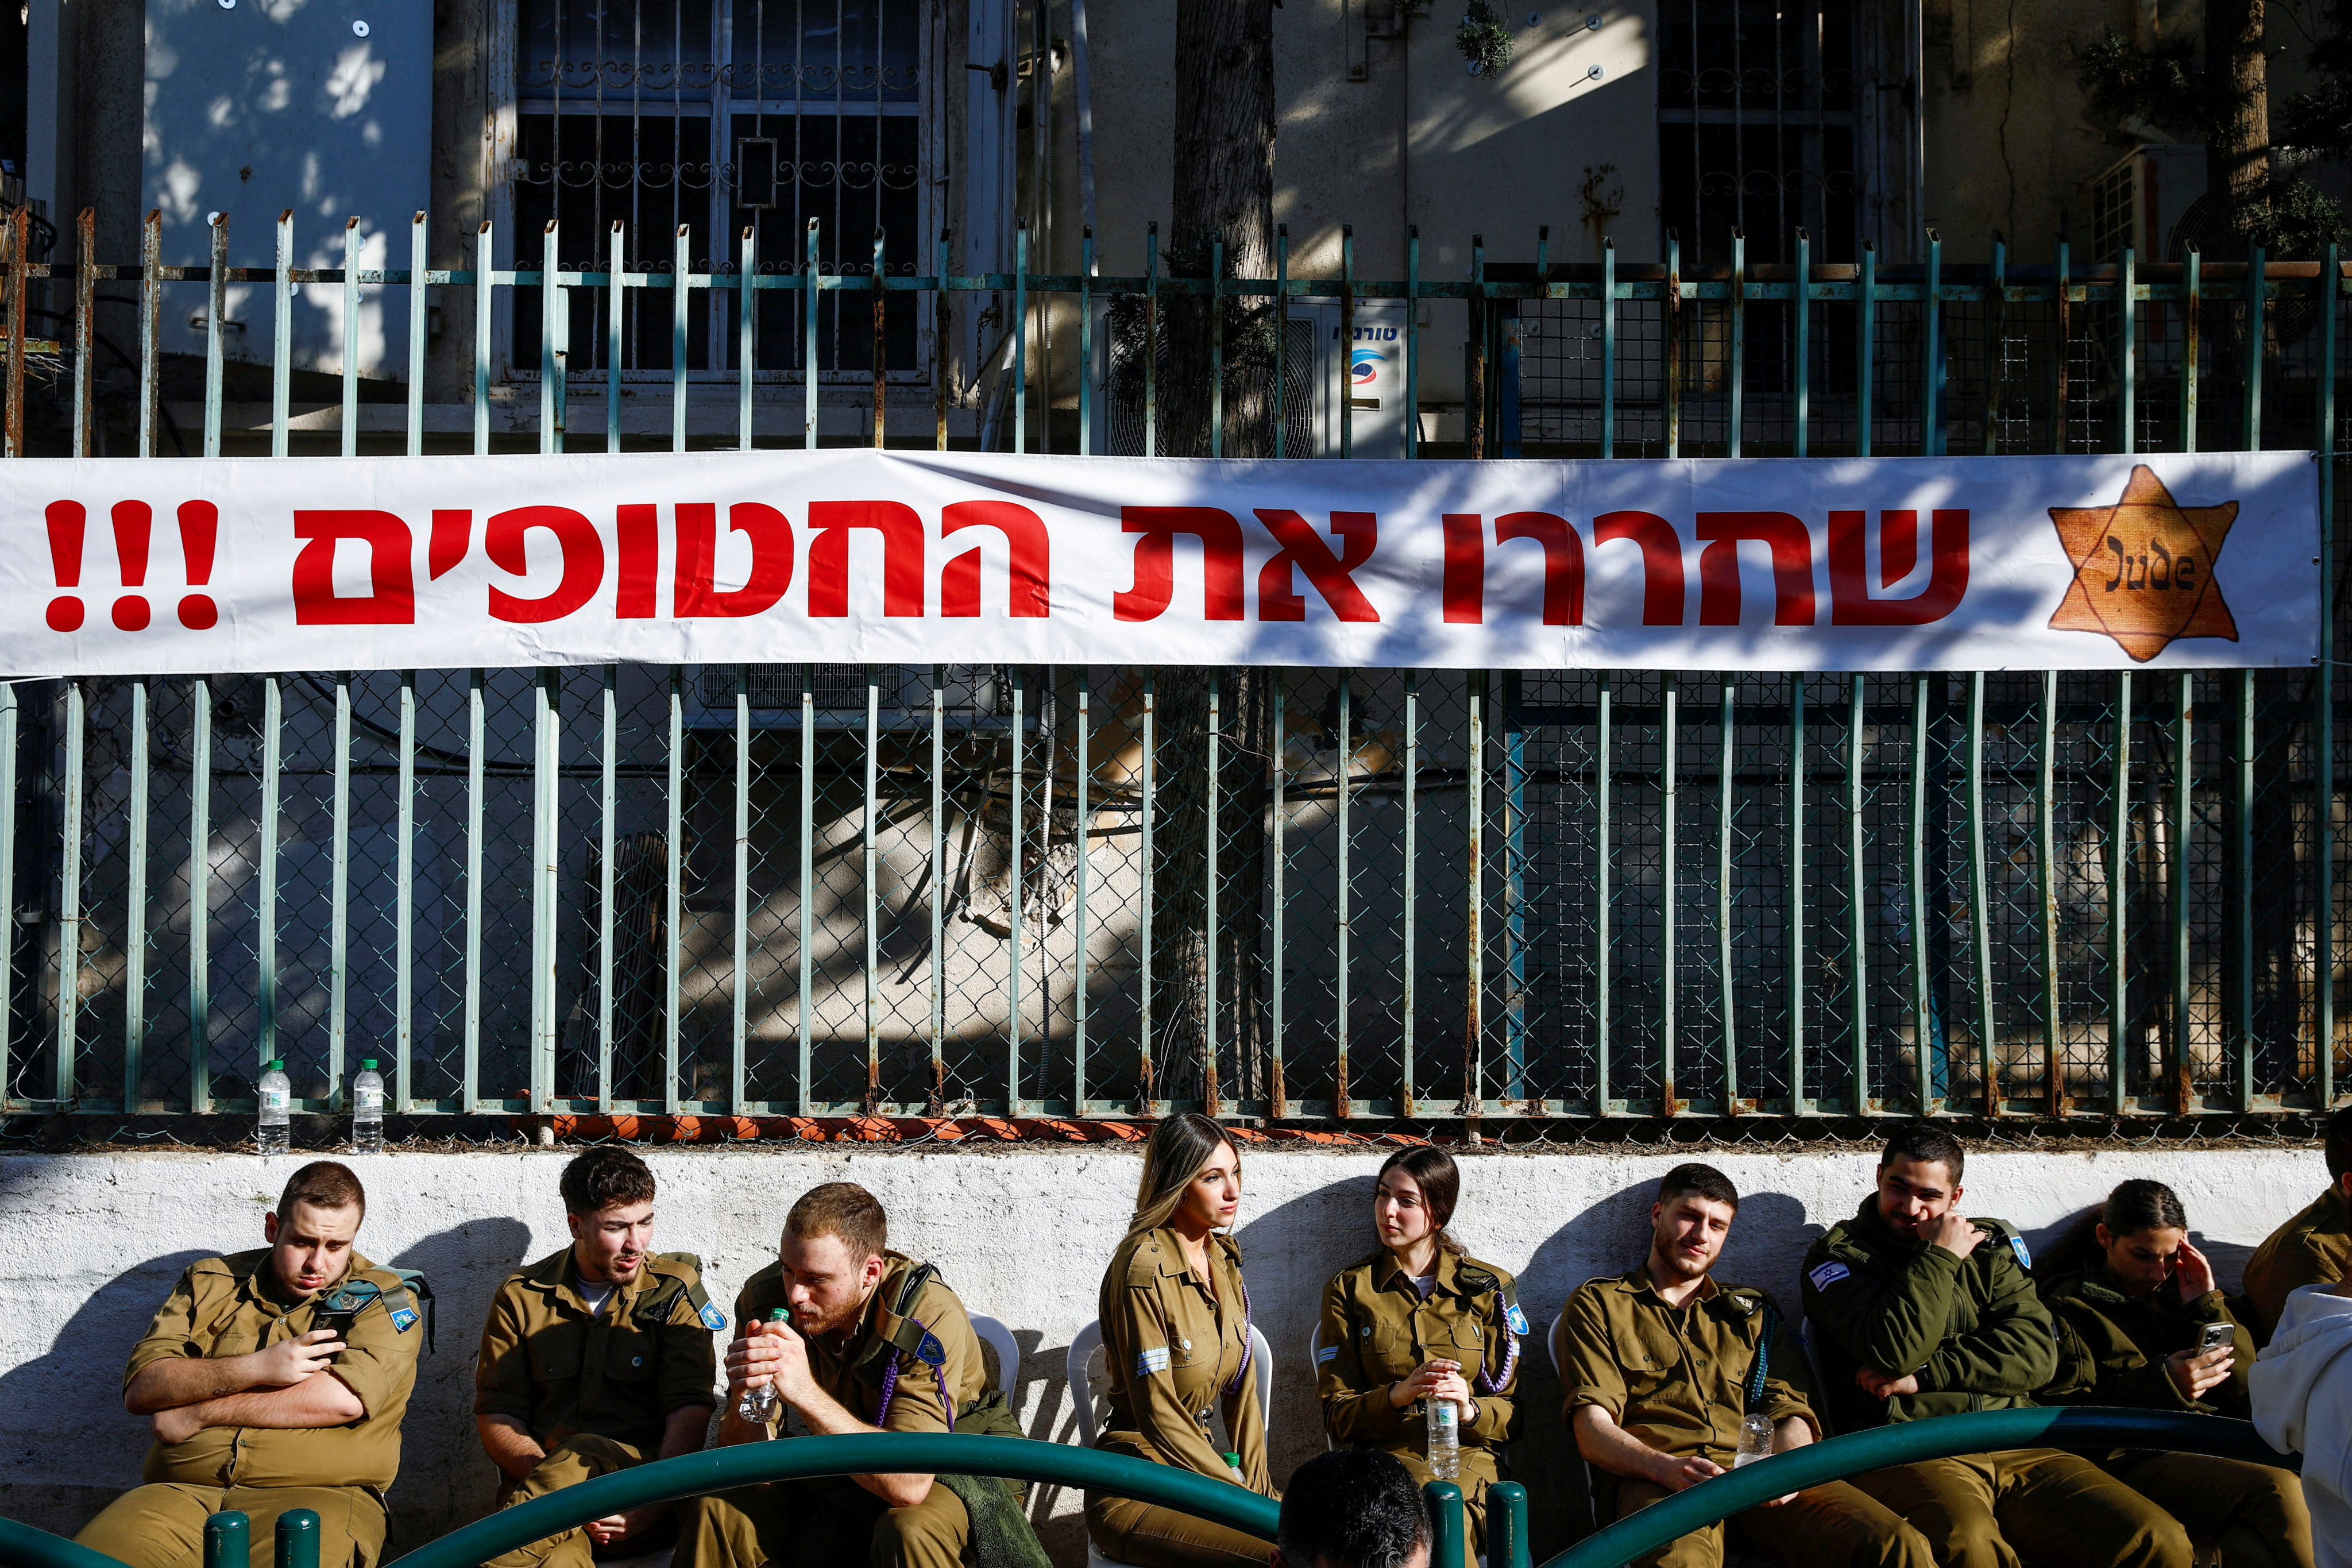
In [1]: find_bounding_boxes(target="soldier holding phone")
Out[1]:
[75,1163,427,1568]
[2036,1179,2313,1568]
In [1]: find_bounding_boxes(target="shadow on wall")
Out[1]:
[0,1249,211,1537]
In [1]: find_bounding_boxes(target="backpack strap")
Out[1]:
[379,1268,434,1354]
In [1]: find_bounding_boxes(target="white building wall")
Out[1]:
[0,1143,2326,1561]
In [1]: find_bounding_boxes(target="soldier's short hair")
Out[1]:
[785,1181,889,1262]
[277,1160,366,1223]
[1656,1163,1739,1212]
[1879,1123,1967,1184]
[2327,1106,2352,1183]
[559,1146,658,1215]
[1277,1450,1429,1568]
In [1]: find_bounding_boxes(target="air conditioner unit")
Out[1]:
[2090,143,2208,263]
[1085,296,1411,457]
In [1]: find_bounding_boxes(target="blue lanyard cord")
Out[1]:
[1744,1301,1778,1414]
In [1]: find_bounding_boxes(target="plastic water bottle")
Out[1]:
[258,1059,291,1156]
[352,1059,384,1153]
[1733,1412,1775,1469]
[1427,1397,1461,1481]
[737,1308,791,1423]
[1222,1451,1245,1486]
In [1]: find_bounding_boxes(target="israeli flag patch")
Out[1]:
[1137,1346,1171,1376]
[1317,1344,1340,1365]
[1505,1304,1530,1337]
[389,1307,418,1333]
[1808,1261,1852,1291]
[2009,1237,2033,1271]
[700,1302,728,1332]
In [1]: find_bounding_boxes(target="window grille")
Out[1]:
[512,0,928,381]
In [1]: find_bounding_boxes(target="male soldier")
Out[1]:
[1802,1125,2193,1568]
[2245,1104,2352,1337]
[681,1181,1041,1568]
[78,1162,426,1568]
[473,1146,720,1568]
[1558,1162,1932,1568]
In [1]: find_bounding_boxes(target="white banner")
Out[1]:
[0,449,2319,675]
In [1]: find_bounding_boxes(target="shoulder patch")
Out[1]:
[914,1330,947,1369]
[389,1306,419,1333]
[2009,1235,2033,1271]
[1808,1261,1852,1291]
[1505,1303,1530,1336]
[1317,1343,1339,1364]
[700,1301,727,1333]
[1136,1346,1171,1376]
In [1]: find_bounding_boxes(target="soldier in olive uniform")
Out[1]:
[2245,1106,2352,1338]
[682,1182,1039,1568]
[1559,1163,1932,1568]
[1317,1146,1521,1567]
[78,1163,426,1568]
[2036,1180,2313,1568]
[1802,1125,2192,1568]
[1087,1114,1275,1568]
[472,1147,719,1568]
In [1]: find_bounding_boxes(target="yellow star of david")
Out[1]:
[2047,464,2239,662]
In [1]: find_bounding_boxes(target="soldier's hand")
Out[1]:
[1386,1359,1463,1409]
[725,1320,787,1399]
[582,1513,630,1547]
[2173,1239,2219,1302]
[253,1328,343,1386]
[1924,1212,1987,1258]
[1855,1368,1921,1400]
[2166,1344,2235,1400]
[1651,1454,1724,1493]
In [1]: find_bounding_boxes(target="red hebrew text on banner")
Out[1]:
[0,450,2319,677]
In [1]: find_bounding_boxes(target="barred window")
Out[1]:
[512,0,929,380]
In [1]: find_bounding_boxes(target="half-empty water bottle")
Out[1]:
[1733,1411,1775,1468]
[1427,1397,1461,1481]
[352,1059,384,1153]
[737,1308,791,1423]
[258,1059,291,1155]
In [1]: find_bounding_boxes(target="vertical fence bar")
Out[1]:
[71,208,92,457]
[475,222,493,456]
[1594,674,1612,1106]
[1395,671,1419,1114]
[1660,674,1679,1113]
[2119,244,2135,454]
[1080,228,1096,457]
[2246,246,2267,450]
[1139,672,1156,1109]
[273,211,292,458]
[530,673,559,1113]
[1199,672,1216,1111]
[2234,664,2254,1110]
[606,221,624,452]
[937,230,952,453]
[1856,244,1875,456]
[1921,230,1942,457]
[141,211,161,457]
[740,226,758,453]
[1788,674,1806,1112]
[1273,225,1288,459]
[1404,226,1420,459]
[2172,671,2195,1115]
[1466,233,1485,461]
[2053,238,2071,451]
[735,667,752,1110]
[594,668,614,1110]
[1010,671,1029,1111]
[53,684,83,1100]
[462,671,484,1110]
[1014,223,1029,455]
[1271,678,1287,1091]
[328,678,351,1106]
[1335,673,1352,1114]
[674,224,691,453]
[1728,230,1744,459]
[1600,238,1616,458]
[1664,233,1681,459]
[665,669,684,1114]
[1209,232,1225,459]
[0,688,14,1104]
[2184,246,2202,451]
[2318,242,2338,1106]
[540,221,561,455]
[123,683,148,1108]
[395,674,414,1109]
[868,672,885,1110]
[1145,223,1160,458]
[343,218,361,458]
[1848,673,1867,1109]
[256,678,280,1077]
[867,231,884,449]
[798,665,815,1115]
[926,668,945,1113]
[411,212,430,457]
[1965,671,1995,1113]
[188,681,210,1109]
[205,213,227,457]
[1339,226,1353,458]
[2038,670,2061,1117]
[1072,669,1090,1106]
[1910,674,1931,1110]
[2111,671,2133,1115]
[1985,235,2006,455]
[1465,671,1484,1127]
[1792,228,1809,458]
[1719,678,1737,1109]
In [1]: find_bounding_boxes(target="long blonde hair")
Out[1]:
[1126,1114,1238,1239]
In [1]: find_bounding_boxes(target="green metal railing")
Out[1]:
[5,207,2351,1126]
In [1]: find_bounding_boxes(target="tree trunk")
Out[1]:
[2206,0,2270,217]
[1164,0,1277,458]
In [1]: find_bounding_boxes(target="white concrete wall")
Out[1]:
[0,1143,2328,1562]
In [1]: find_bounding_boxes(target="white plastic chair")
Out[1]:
[969,1312,1021,1396]
[1547,1312,1609,1536]
[1306,1323,1337,1450]
[1065,1318,1275,1568]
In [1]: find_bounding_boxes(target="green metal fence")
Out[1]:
[3,207,2349,1125]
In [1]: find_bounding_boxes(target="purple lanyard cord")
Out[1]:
[872,1319,953,1429]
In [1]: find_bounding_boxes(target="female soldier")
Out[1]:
[1085,1114,1273,1567]
[1316,1147,1522,1566]
[2037,1178,2314,1568]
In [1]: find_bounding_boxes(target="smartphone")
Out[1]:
[2198,1321,2236,1354]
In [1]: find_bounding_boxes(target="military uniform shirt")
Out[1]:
[1801,1196,2057,1433]
[1558,1265,1818,1465]
[473,1248,718,1451]
[2245,1184,2352,1337]
[123,1248,423,1491]
[732,1252,987,1433]
[2038,1264,2257,1421]
[1095,1226,1270,1493]
[1316,1248,1521,1451]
